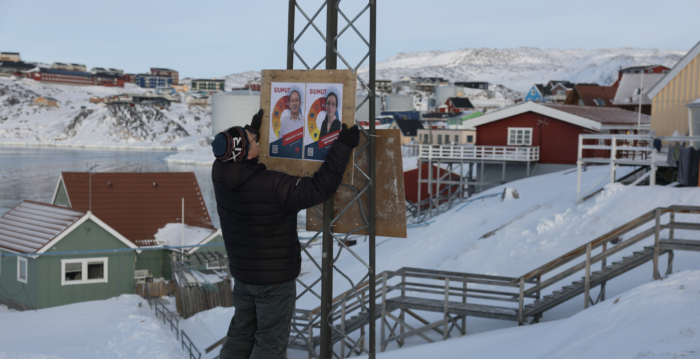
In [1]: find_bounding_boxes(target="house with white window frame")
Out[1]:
[0,201,139,310]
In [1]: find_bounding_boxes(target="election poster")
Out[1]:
[268,82,305,160]
[303,83,344,161]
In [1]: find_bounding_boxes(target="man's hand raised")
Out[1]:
[337,123,360,148]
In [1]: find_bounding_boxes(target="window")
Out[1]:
[578,99,585,106]
[530,89,536,96]
[467,135,474,143]
[61,258,108,285]
[437,135,442,144]
[455,135,459,143]
[508,128,532,146]
[557,90,566,96]
[593,99,606,106]
[17,257,27,283]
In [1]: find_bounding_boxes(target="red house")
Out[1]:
[439,97,474,113]
[404,162,462,205]
[463,102,651,165]
[613,65,670,86]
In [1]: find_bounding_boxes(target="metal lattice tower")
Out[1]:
[286,1,377,358]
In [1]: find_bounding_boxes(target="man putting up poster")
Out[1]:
[304,83,344,161]
[269,82,305,160]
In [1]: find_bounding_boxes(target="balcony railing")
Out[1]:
[419,144,539,162]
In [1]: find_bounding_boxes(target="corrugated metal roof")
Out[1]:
[0,201,85,253]
[612,73,665,106]
[543,103,651,125]
[59,172,214,246]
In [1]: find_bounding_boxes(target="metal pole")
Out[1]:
[287,0,296,70]
[320,1,338,357]
[369,1,377,357]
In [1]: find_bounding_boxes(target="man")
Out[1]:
[211,109,360,358]
[280,90,303,138]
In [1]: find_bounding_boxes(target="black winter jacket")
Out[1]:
[212,141,352,285]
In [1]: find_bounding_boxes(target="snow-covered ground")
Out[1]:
[2,165,700,358]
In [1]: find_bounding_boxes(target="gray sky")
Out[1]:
[1,0,698,79]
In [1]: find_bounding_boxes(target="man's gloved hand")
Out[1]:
[338,123,360,148]
[244,109,263,141]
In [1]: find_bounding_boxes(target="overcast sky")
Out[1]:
[1,0,698,79]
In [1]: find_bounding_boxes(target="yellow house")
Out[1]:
[648,40,700,136]
[34,97,59,107]
[172,84,189,92]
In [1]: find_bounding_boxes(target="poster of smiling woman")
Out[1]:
[268,82,305,159]
[303,83,344,161]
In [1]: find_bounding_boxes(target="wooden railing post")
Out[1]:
[584,243,591,309]
[443,277,450,340]
[669,212,675,240]
[653,208,662,280]
[610,136,617,183]
[518,277,524,326]
[601,242,607,302]
[462,276,467,336]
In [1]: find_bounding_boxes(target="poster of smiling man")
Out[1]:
[304,83,344,161]
[268,82,305,159]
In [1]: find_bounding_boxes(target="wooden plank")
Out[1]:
[401,267,518,282]
[306,129,407,238]
[402,272,519,287]
[394,282,526,298]
[386,297,518,321]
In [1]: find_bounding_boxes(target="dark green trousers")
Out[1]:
[220,279,296,359]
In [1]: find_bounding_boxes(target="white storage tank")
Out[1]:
[354,95,382,122]
[436,86,460,107]
[211,91,261,135]
[385,95,413,111]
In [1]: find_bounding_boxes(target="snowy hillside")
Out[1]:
[361,47,685,92]
[0,77,211,149]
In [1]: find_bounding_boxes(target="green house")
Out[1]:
[51,172,225,283]
[0,201,139,310]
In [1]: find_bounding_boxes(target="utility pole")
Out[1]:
[320,1,338,358]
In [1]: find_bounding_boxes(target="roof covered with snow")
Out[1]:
[0,201,85,253]
[57,172,214,245]
[152,223,218,252]
[612,73,665,105]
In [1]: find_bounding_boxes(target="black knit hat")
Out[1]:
[211,126,249,162]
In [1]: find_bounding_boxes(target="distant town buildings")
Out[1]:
[191,79,225,92]
[20,68,125,87]
[150,68,179,85]
[135,74,172,88]
[376,79,392,93]
[51,62,87,72]
[0,52,20,62]
[33,97,59,107]
[0,61,34,76]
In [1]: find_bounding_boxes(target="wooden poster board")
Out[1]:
[258,70,407,238]
[258,69,357,177]
[306,129,407,238]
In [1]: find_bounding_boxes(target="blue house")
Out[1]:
[135,74,173,89]
[524,84,547,102]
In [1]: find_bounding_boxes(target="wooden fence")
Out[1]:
[135,281,173,298]
[173,278,234,319]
